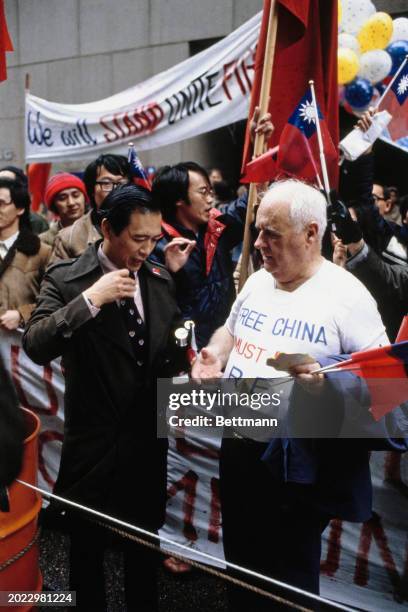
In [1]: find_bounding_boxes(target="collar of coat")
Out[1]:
[63,240,172,282]
[161,208,227,276]
[9,228,41,257]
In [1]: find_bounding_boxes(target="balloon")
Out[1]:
[387,40,408,75]
[345,77,374,108]
[358,12,393,53]
[341,0,376,35]
[338,33,360,55]
[338,48,360,84]
[390,17,408,43]
[358,49,392,83]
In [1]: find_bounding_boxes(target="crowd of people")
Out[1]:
[1,108,408,611]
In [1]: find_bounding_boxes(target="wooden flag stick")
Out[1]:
[238,0,279,292]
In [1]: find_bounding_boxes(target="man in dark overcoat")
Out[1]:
[23,184,183,612]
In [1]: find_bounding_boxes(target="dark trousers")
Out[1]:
[220,438,330,612]
[69,514,159,612]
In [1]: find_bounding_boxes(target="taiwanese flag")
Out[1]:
[330,341,408,421]
[0,0,13,82]
[380,60,408,142]
[128,144,151,191]
[241,0,339,187]
[241,146,278,183]
[277,89,337,184]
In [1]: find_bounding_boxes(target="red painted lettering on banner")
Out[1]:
[320,519,343,576]
[208,477,221,544]
[167,470,198,541]
[222,46,256,101]
[100,102,164,143]
[10,345,38,411]
[384,451,402,484]
[354,513,400,589]
[176,437,219,460]
[38,430,63,487]
[234,337,266,363]
[10,345,59,416]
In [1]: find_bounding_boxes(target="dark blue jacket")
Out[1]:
[262,355,408,522]
[152,193,248,349]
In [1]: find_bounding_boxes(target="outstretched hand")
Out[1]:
[191,348,223,381]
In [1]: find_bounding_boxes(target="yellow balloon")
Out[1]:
[357,12,393,54]
[338,48,360,85]
[338,0,342,28]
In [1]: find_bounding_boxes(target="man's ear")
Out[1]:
[306,222,319,243]
[100,218,111,240]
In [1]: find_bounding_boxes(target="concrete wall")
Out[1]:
[0,0,406,174]
[0,0,262,172]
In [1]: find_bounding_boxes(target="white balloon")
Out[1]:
[338,33,360,54]
[391,17,408,43]
[341,0,376,35]
[358,50,392,84]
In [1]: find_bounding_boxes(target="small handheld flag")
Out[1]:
[127,142,151,191]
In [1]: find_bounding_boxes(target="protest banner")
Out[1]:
[25,13,261,163]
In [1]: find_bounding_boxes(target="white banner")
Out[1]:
[24,13,261,163]
[2,329,407,608]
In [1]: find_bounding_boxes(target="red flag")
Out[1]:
[333,342,408,421]
[241,147,278,183]
[28,163,52,212]
[0,0,13,82]
[241,0,338,187]
[396,316,408,343]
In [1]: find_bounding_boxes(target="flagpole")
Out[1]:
[309,79,331,204]
[376,54,408,109]
[238,0,279,292]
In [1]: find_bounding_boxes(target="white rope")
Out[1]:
[18,479,356,612]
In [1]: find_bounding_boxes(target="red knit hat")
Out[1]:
[44,173,88,208]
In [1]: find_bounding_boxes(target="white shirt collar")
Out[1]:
[0,230,19,251]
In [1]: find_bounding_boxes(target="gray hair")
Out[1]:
[262,179,328,243]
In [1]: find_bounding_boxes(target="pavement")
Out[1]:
[38,515,228,612]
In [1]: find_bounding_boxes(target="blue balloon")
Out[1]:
[345,78,374,109]
[386,40,408,76]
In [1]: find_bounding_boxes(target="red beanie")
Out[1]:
[44,173,88,208]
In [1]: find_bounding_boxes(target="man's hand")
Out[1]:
[191,348,223,381]
[164,238,196,273]
[250,106,274,146]
[289,361,324,395]
[332,236,347,268]
[84,269,136,308]
[0,310,22,330]
[356,107,375,132]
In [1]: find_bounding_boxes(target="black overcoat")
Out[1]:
[23,243,181,526]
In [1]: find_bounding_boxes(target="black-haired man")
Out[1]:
[23,184,182,611]
[152,161,248,349]
[51,154,131,260]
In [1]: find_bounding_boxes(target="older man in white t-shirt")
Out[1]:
[192,179,406,610]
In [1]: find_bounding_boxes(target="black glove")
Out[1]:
[328,199,363,244]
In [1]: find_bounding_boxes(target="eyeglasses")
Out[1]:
[0,200,13,209]
[195,187,214,198]
[95,179,129,192]
[372,194,385,202]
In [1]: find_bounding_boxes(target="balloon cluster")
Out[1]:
[338,0,408,112]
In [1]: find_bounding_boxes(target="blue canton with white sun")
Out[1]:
[392,63,408,106]
[289,92,323,139]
